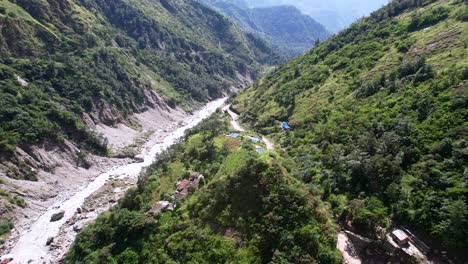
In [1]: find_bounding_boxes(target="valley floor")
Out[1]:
[0,98,226,263]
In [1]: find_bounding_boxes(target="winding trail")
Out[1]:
[223,105,274,150]
[337,232,362,264]
[261,136,275,151]
[1,98,227,264]
[222,105,246,132]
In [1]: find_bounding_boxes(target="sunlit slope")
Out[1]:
[235,0,468,249]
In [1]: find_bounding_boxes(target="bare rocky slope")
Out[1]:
[0,0,276,251]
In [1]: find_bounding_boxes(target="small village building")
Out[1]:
[189,172,203,181]
[282,122,291,130]
[247,136,261,143]
[148,201,175,215]
[256,146,266,153]
[256,148,266,153]
[392,229,410,245]
[175,191,187,199]
[175,178,197,199]
[225,132,239,138]
[149,172,205,214]
[176,179,191,192]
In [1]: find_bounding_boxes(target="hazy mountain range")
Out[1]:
[201,0,330,58]
[209,0,390,32]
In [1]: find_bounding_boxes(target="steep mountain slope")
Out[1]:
[234,0,467,255]
[0,0,281,174]
[67,115,341,263]
[0,0,279,245]
[201,1,329,58]
[207,0,389,33]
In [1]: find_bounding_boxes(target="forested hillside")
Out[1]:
[0,0,278,159]
[3,0,467,262]
[201,1,329,58]
[234,0,467,252]
[62,0,468,262]
[0,0,281,248]
[67,115,341,263]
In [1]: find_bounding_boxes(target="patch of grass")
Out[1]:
[223,148,251,175]
[8,195,27,208]
[0,220,13,236]
[0,188,8,197]
[158,161,186,200]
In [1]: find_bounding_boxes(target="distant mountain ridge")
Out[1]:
[0,0,281,242]
[232,0,389,33]
[201,0,329,58]
[0,0,280,158]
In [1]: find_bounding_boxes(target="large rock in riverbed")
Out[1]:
[0,257,13,264]
[46,237,54,246]
[50,211,65,222]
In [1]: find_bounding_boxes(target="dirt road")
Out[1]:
[223,105,274,150]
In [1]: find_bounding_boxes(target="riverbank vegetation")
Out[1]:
[67,115,341,263]
[0,0,279,159]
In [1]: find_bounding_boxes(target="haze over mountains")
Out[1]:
[0,0,466,263]
[201,0,330,58]
[68,0,467,263]
[211,0,390,33]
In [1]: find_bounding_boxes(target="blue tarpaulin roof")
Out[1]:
[282,122,291,129]
[256,148,266,154]
[248,136,261,143]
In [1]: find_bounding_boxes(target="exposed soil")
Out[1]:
[337,232,362,264]
[0,98,226,263]
[223,104,275,150]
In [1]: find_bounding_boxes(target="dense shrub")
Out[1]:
[407,7,449,31]
[235,0,468,249]
[67,116,341,263]
[0,220,13,236]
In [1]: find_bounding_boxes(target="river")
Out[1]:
[1,98,227,264]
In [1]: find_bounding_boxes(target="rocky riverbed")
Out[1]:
[0,98,227,264]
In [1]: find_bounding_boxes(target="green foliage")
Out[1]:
[407,6,449,31]
[235,0,468,248]
[356,56,435,98]
[432,199,468,248]
[0,0,277,166]
[0,68,108,156]
[0,220,13,236]
[8,195,27,208]
[454,4,468,21]
[347,197,389,234]
[67,116,340,263]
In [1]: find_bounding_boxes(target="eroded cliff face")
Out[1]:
[0,90,187,249]
[1,97,227,263]
[0,0,268,247]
